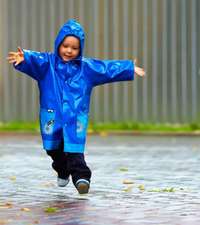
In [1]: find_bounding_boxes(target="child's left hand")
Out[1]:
[135,66,145,77]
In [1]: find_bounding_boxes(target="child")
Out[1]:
[7,19,145,194]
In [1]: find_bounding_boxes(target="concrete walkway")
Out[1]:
[0,134,200,225]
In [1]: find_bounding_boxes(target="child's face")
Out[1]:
[58,36,80,61]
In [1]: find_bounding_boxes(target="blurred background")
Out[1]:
[0,0,200,124]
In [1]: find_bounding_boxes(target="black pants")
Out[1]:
[46,148,91,186]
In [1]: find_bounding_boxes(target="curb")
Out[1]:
[1,131,200,136]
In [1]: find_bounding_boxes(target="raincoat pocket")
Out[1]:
[40,108,56,136]
[76,114,88,140]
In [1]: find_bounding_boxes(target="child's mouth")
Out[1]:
[63,55,72,61]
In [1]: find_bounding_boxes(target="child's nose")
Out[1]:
[67,48,72,53]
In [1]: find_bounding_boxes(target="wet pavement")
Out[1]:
[0,134,200,225]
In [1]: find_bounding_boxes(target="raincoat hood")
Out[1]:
[54,19,85,60]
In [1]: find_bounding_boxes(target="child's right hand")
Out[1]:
[7,47,24,66]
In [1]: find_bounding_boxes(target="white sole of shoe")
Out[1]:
[57,178,69,187]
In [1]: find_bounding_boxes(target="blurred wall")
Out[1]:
[0,0,200,123]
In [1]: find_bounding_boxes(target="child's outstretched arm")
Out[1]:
[84,58,145,86]
[7,47,49,81]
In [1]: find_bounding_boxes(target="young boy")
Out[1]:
[7,19,145,194]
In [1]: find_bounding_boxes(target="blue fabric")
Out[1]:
[14,19,134,153]
[43,140,62,150]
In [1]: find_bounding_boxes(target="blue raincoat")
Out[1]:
[14,19,134,153]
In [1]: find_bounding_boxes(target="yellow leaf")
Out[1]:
[41,182,55,187]
[122,185,133,192]
[148,188,161,192]
[138,184,145,191]
[9,176,16,181]
[148,187,175,192]
[87,129,94,134]
[162,187,175,192]
[99,131,108,137]
[21,207,31,212]
[123,179,134,184]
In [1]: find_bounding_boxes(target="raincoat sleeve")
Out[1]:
[84,58,134,87]
[14,49,49,81]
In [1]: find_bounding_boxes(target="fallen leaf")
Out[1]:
[148,188,161,192]
[9,176,16,181]
[162,187,175,192]
[21,207,31,212]
[123,179,134,184]
[99,131,108,137]
[27,221,39,225]
[41,182,55,187]
[119,168,128,172]
[148,187,175,192]
[5,202,13,207]
[122,185,133,192]
[44,207,58,213]
[0,202,13,209]
[87,129,94,134]
[138,184,145,191]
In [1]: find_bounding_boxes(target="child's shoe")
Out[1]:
[75,179,90,194]
[57,177,69,187]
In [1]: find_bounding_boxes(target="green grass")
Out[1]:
[89,122,200,133]
[1,121,200,133]
[0,121,39,132]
